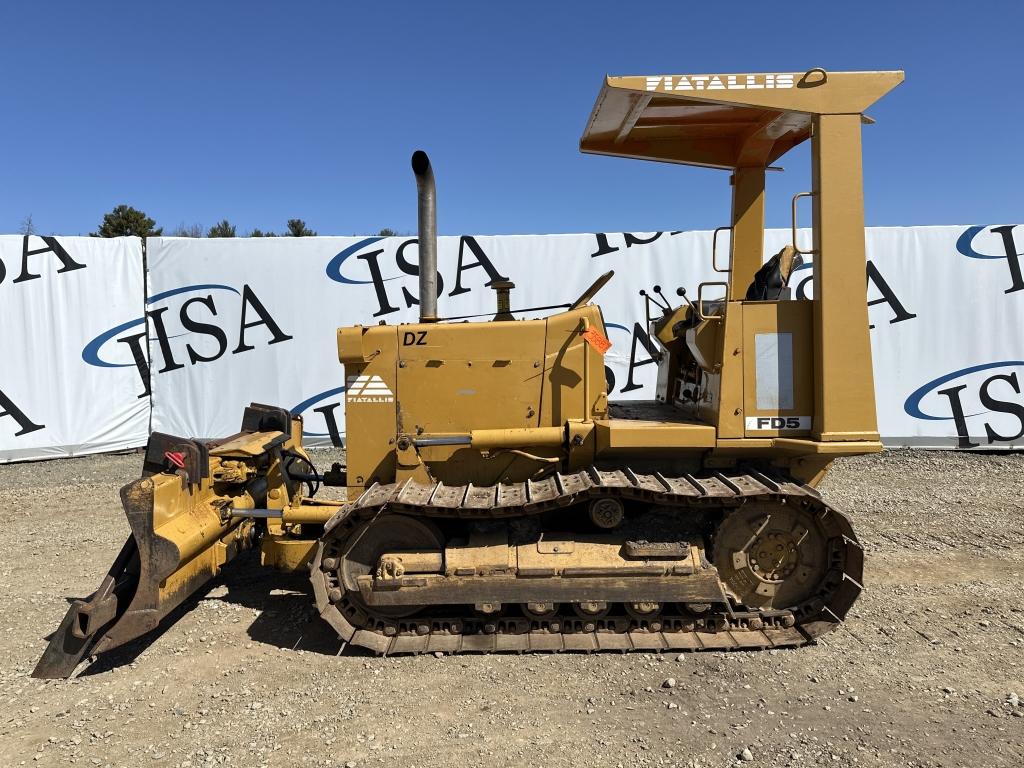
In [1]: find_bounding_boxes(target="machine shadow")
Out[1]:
[230,569,357,657]
[72,551,368,676]
[215,551,373,658]
[73,582,226,676]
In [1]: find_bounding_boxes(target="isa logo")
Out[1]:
[904,361,1024,448]
[956,225,1023,294]
[83,283,293,398]
[325,235,509,318]
[0,236,88,438]
[0,236,86,287]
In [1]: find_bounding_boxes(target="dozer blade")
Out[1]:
[33,536,139,679]
[33,435,257,678]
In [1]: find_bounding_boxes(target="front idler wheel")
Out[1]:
[331,514,444,619]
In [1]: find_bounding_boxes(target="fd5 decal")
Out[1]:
[745,416,811,431]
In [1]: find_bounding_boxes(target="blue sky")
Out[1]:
[1,1,1021,237]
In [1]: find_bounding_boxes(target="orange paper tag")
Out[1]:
[582,327,612,355]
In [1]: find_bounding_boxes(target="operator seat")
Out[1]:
[745,245,803,300]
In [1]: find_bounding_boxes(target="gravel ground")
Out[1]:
[1,449,1022,768]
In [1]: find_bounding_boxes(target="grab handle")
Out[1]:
[696,281,729,322]
[711,226,731,273]
[791,192,818,256]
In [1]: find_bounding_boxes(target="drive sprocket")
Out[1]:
[712,500,841,613]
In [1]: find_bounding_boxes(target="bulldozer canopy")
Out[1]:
[580,70,903,169]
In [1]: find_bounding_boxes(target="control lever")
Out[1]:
[676,286,698,313]
[639,285,671,311]
[673,287,702,335]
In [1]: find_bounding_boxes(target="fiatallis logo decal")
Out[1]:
[346,375,394,404]
[645,73,795,92]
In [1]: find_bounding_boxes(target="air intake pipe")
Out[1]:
[411,150,438,323]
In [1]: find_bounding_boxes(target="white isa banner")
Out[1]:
[2,225,1022,461]
[0,236,148,461]
[142,225,1024,451]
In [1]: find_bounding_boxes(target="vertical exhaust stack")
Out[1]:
[411,150,438,323]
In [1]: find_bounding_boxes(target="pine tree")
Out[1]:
[207,220,237,238]
[286,219,316,237]
[94,205,162,237]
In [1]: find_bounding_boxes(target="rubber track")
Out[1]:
[310,468,863,655]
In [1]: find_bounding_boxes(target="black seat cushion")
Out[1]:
[746,245,801,300]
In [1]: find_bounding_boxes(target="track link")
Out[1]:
[310,468,863,655]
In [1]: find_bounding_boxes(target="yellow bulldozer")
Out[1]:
[35,68,903,677]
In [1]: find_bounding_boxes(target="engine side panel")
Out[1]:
[339,306,609,493]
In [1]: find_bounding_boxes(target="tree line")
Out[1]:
[17,205,402,239]
[94,205,317,238]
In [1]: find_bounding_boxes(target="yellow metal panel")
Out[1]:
[261,535,317,571]
[396,320,548,435]
[608,71,904,113]
[773,438,883,455]
[580,135,743,170]
[343,324,399,488]
[728,167,766,299]
[471,427,564,448]
[581,70,903,169]
[715,305,745,438]
[541,306,609,426]
[685,316,721,373]
[340,307,608,490]
[811,114,880,442]
[337,326,367,363]
[209,431,281,457]
[595,418,716,451]
[741,301,814,438]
